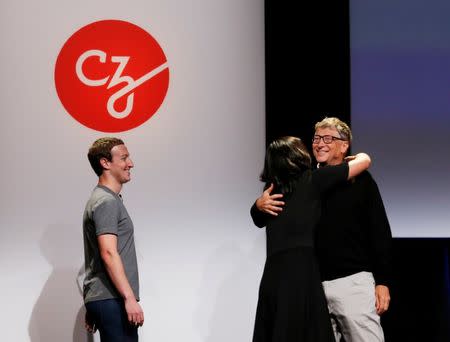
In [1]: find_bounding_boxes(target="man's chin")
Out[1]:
[314,156,329,164]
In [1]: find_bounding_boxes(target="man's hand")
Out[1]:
[125,297,144,327]
[375,285,390,315]
[255,183,284,216]
[85,311,97,333]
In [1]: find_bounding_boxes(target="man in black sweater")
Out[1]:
[254,117,392,341]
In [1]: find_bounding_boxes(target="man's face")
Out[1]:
[107,144,134,184]
[312,127,349,165]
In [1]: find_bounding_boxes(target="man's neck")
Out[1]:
[98,176,122,194]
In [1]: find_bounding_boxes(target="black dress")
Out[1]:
[250,164,348,342]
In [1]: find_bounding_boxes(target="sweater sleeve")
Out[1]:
[366,174,393,286]
[250,201,270,228]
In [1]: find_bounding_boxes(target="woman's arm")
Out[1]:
[346,153,371,179]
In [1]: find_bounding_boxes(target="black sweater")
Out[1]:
[315,170,393,286]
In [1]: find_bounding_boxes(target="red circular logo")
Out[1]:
[55,20,169,132]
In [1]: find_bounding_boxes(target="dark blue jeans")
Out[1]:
[85,298,138,342]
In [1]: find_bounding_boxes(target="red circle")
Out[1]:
[55,20,169,132]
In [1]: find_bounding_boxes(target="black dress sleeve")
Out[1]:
[250,201,271,228]
[312,163,349,194]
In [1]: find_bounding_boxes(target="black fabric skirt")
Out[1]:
[252,246,335,342]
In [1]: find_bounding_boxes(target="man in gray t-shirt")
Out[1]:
[83,137,143,341]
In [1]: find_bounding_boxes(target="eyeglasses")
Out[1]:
[312,135,347,144]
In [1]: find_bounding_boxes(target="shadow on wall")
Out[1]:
[28,224,94,342]
[194,235,265,342]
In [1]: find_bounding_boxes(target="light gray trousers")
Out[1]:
[322,271,384,342]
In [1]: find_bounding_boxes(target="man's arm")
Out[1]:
[254,183,285,217]
[98,234,144,326]
[365,175,393,315]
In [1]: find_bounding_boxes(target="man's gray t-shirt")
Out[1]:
[83,185,139,303]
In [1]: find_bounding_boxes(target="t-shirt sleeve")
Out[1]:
[312,163,349,194]
[92,197,119,236]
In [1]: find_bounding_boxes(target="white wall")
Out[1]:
[0,1,266,341]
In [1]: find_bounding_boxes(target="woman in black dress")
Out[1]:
[251,136,370,342]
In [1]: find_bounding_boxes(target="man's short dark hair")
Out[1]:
[87,137,124,176]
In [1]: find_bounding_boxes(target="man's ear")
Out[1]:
[341,141,350,155]
[99,157,110,170]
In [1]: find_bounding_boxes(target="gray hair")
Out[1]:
[314,117,352,143]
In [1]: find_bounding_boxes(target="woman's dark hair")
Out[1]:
[260,136,312,194]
